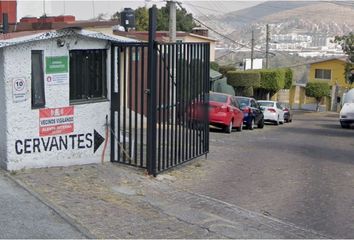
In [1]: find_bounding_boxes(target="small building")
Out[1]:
[0,28,136,170]
[305,57,353,111]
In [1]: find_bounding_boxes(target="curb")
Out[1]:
[4,171,96,239]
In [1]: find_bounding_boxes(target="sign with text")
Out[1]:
[12,77,28,102]
[39,106,74,136]
[45,56,69,85]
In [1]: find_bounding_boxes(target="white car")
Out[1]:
[258,100,285,125]
[340,88,354,128]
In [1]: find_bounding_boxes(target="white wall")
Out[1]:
[3,36,111,170]
[0,49,7,169]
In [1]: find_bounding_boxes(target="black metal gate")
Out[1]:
[110,41,210,176]
[110,6,209,176]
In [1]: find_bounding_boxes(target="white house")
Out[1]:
[0,28,136,171]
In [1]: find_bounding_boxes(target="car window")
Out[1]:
[276,103,282,109]
[235,97,249,108]
[210,93,228,103]
[232,98,240,108]
[251,100,258,108]
[259,102,273,107]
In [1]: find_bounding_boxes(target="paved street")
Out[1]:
[170,111,354,238]
[8,111,353,238]
[0,171,87,239]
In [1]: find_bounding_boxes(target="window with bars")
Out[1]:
[31,50,46,109]
[69,49,107,103]
[315,69,331,80]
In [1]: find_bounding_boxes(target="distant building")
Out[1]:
[243,58,262,70]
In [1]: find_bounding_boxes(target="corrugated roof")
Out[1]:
[0,28,138,48]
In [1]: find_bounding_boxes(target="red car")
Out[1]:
[209,92,243,133]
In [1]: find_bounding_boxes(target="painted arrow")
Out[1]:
[94,130,105,153]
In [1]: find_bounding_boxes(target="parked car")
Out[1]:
[340,88,354,128]
[340,103,354,128]
[258,100,285,125]
[281,103,293,123]
[209,92,244,133]
[235,96,264,130]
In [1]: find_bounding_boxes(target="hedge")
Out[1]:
[226,71,261,88]
[219,65,236,77]
[258,69,285,92]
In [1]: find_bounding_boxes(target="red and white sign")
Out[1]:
[39,107,74,136]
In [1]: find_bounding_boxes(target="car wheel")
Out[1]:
[258,118,264,129]
[236,122,243,132]
[225,120,233,133]
[248,118,254,130]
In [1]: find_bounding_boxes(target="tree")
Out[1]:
[111,11,120,21]
[134,7,149,31]
[305,81,330,112]
[334,33,354,84]
[284,68,293,89]
[131,3,196,32]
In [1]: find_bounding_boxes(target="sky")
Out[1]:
[17,0,262,21]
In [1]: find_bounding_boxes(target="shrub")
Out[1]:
[284,68,293,89]
[226,71,261,88]
[258,69,285,92]
[219,65,236,77]
[305,81,330,111]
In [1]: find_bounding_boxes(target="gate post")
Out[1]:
[147,5,158,176]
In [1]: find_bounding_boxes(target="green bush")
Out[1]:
[284,68,293,89]
[305,81,330,111]
[219,65,236,77]
[258,69,285,92]
[226,71,261,88]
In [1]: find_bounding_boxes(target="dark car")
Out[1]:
[235,96,264,130]
[281,103,293,123]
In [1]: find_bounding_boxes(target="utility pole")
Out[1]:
[168,0,176,43]
[251,30,254,70]
[265,24,270,69]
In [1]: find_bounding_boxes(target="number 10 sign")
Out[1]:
[12,77,28,103]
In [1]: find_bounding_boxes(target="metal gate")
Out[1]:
[110,41,210,176]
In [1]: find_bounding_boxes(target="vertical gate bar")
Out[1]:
[171,44,176,167]
[196,43,200,155]
[140,46,145,168]
[175,44,181,165]
[190,44,195,158]
[199,43,204,155]
[187,44,191,159]
[166,44,171,169]
[134,46,139,165]
[181,43,186,163]
[162,44,167,170]
[117,47,122,162]
[177,43,182,164]
[206,43,210,153]
[123,46,127,163]
[157,43,162,172]
[128,46,133,164]
[110,45,116,162]
[147,5,157,176]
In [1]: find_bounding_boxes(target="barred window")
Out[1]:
[31,50,46,108]
[69,49,107,103]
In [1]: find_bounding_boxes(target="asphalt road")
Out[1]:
[174,111,354,238]
[0,172,86,239]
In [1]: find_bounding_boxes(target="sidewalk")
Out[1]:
[0,170,87,239]
[12,163,328,239]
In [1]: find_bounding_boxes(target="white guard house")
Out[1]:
[0,28,136,171]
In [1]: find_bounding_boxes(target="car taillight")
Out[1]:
[268,108,276,113]
[220,105,230,112]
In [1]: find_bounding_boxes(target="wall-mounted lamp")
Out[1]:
[57,39,65,48]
